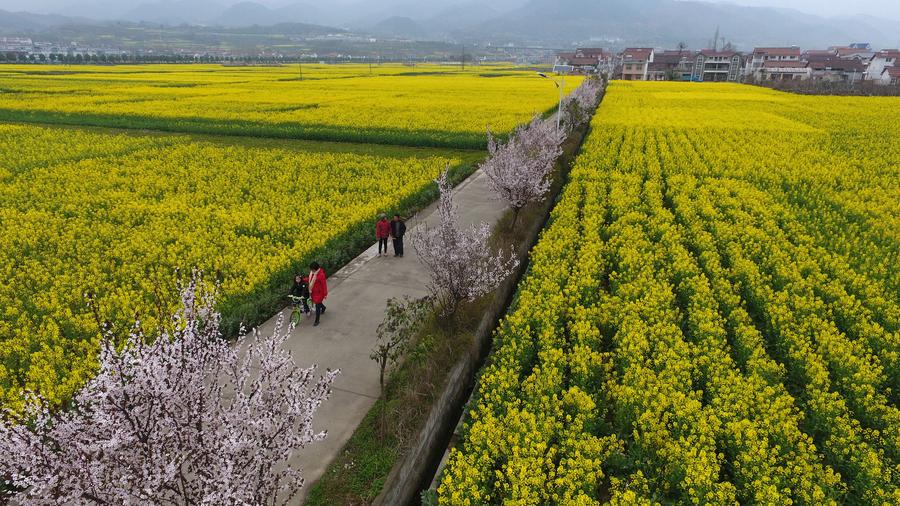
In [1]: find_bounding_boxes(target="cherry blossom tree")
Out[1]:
[413,168,518,316]
[482,116,562,229]
[561,77,604,131]
[0,274,339,505]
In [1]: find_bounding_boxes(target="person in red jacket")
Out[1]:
[375,213,391,257]
[308,261,328,326]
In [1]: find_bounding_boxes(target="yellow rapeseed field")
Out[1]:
[0,64,581,148]
[0,123,480,412]
[438,82,900,504]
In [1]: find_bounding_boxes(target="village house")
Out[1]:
[866,50,900,82]
[554,48,614,74]
[745,47,801,78]
[831,43,876,62]
[619,48,654,80]
[878,67,900,86]
[646,50,695,81]
[691,50,743,82]
[0,37,33,60]
[807,57,866,83]
[758,60,811,81]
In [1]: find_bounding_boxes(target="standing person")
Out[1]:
[376,213,391,257]
[308,261,328,326]
[390,214,407,257]
[289,273,310,314]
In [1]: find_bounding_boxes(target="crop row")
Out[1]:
[438,82,899,504]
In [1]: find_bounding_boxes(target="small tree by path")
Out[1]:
[482,116,562,230]
[0,274,339,505]
[413,167,518,318]
[370,295,431,395]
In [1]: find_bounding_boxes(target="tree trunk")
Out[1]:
[510,206,521,231]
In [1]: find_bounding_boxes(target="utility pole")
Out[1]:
[461,44,465,71]
[299,62,303,81]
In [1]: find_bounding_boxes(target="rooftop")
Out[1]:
[622,48,653,61]
[753,47,801,56]
[699,50,739,57]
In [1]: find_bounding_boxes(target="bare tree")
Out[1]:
[370,295,431,394]
[1,274,339,505]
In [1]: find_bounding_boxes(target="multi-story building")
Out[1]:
[745,46,801,78]
[691,50,743,82]
[646,50,695,81]
[619,48,654,80]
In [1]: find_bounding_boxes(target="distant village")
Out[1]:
[2,33,899,87]
[556,44,900,86]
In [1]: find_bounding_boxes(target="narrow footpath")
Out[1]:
[250,169,507,504]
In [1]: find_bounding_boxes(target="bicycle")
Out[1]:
[288,294,311,326]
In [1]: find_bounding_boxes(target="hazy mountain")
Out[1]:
[2,0,896,48]
[123,0,223,24]
[214,1,279,26]
[422,1,501,33]
[370,16,426,40]
[273,2,323,25]
[462,0,897,48]
[0,9,90,31]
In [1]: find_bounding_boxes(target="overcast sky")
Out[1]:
[703,0,900,19]
[2,0,899,20]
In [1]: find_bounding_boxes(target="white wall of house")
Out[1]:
[867,55,897,80]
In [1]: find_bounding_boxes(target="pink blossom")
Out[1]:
[413,168,518,315]
[1,275,338,505]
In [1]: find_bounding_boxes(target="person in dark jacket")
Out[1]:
[376,213,391,257]
[308,261,328,326]
[390,214,407,257]
[289,274,310,314]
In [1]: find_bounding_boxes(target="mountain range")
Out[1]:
[2,0,898,49]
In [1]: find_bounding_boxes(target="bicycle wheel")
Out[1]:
[290,308,302,327]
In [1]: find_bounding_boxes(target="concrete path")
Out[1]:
[250,169,507,504]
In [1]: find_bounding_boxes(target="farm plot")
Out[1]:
[438,82,900,504]
[0,122,479,412]
[0,64,581,148]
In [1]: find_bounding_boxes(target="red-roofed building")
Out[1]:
[555,48,616,74]
[745,46,801,78]
[831,45,876,61]
[575,48,611,61]
[646,50,696,81]
[867,50,900,81]
[618,48,654,80]
[691,50,743,82]
[554,52,598,73]
[808,57,866,83]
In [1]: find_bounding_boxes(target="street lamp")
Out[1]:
[537,72,564,136]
